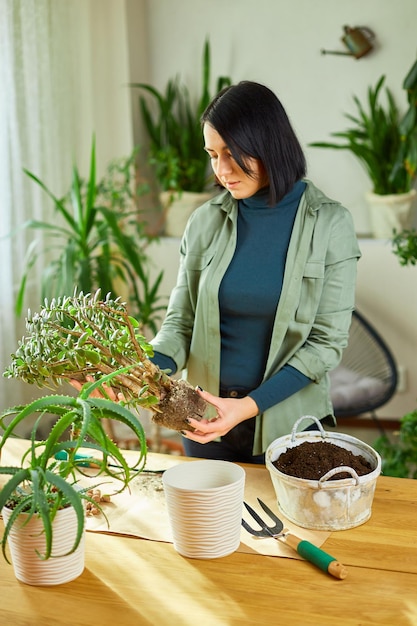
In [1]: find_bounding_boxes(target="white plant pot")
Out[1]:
[161,190,213,238]
[366,189,417,239]
[2,505,85,586]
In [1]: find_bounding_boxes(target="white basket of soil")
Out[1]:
[265,416,381,531]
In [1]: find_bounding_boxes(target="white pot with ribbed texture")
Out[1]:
[366,189,417,239]
[163,460,245,559]
[2,505,85,586]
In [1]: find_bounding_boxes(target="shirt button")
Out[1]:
[230,390,239,398]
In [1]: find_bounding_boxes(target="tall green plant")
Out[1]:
[16,139,166,334]
[131,38,232,193]
[310,58,417,195]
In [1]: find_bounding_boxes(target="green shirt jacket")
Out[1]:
[151,180,362,454]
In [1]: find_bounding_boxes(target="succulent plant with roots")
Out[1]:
[4,291,207,431]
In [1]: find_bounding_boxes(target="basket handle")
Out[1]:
[319,466,360,486]
[290,416,327,442]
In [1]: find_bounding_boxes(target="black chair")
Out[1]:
[329,309,398,434]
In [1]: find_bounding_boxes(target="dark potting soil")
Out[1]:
[272,441,373,481]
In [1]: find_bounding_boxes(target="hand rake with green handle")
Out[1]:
[242,498,347,580]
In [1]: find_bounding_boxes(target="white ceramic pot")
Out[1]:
[366,189,417,239]
[2,505,85,585]
[160,190,213,237]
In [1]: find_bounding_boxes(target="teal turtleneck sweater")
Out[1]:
[152,180,311,413]
[218,180,310,411]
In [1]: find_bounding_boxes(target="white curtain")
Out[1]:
[0,0,135,412]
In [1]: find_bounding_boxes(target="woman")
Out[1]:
[150,80,361,464]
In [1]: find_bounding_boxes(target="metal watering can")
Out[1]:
[322,25,375,59]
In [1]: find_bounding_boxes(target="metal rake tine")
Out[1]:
[241,517,267,537]
[256,498,284,532]
[243,501,283,536]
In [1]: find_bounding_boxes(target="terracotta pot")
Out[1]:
[2,505,85,585]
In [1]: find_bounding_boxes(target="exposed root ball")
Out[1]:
[151,379,208,431]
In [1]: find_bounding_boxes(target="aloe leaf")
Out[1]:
[0,468,31,510]
[87,397,147,464]
[0,396,77,446]
[45,471,85,556]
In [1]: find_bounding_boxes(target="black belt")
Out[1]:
[219,386,251,399]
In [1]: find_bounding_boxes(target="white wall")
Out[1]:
[356,239,417,419]
[130,0,417,235]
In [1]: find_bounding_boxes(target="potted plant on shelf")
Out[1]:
[15,137,166,334]
[3,290,208,432]
[310,57,417,238]
[130,38,232,237]
[0,372,147,586]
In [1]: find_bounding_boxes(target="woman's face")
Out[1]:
[203,123,267,199]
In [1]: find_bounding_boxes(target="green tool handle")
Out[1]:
[284,533,347,579]
[54,450,97,467]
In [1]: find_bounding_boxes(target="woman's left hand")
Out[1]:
[182,388,259,443]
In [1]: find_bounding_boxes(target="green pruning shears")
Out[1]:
[54,451,164,473]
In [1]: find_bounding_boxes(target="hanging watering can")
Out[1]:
[322,25,375,59]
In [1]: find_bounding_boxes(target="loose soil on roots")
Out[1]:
[151,379,208,431]
[273,441,373,480]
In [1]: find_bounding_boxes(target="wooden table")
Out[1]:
[1,445,417,625]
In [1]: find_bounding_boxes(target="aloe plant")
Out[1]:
[15,139,166,334]
[310,58,417,195]
[0,371,147,563]
[131,38,232,193]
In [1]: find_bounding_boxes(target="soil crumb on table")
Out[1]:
[273,441,373,480]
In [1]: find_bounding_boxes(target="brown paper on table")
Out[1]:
[80,458,331,559]
[1,442,330,559]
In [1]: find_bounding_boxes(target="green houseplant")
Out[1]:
[16,138,166,334]
[391,227,417,266]
[310,57,417,237]
[0,372,147,585]
[373,408,417,478]
[131,39,232,236]
[4,290,207,432]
